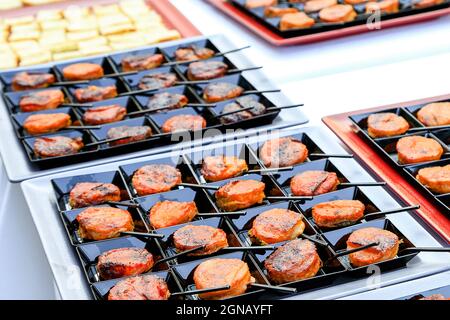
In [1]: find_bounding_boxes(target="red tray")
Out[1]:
[207,0,450,46]
[323,94,450,243]
[0,0,200,39]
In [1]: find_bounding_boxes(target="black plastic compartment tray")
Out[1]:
[47,126,427,300]
[349,98,450,215]
[230,0,450,38]
[0,35,308,182]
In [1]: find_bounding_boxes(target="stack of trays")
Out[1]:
[48,128,424,300]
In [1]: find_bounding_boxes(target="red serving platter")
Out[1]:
[323,94,450,244]
[0,0,201,39]
[207,0,450,46]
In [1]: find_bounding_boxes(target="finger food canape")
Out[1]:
[97,247,154,280]
[396,136,444,164]
[367,112,410,138]
[34,136,84,158]
[290,170,339,196]
[249,208,305,244]
[366,0,399,14]
[312,200,365,228]
[280,12,316,31]
[304,0,337,13]
[264,6,299,17]
[149,200,198,229]
[416,164,450,194]
[215,179,266,211]
[62,63,104,81]
[23,113,71,135]
[106,125,152,146]
[82,105,127,125]
[264,239,322,284]
[203,82,244,103]
[121,54,165,72]
[220,96,266,124]
[69,182,121,208]
[175,45,215,62]
[74,85,118,102]
[187,61,228,81]
[193,258,255,300]
[173,225,229,255]
[319,4,357,23]
[138,72,178,91]
[413,0,444,8]
[260,137,308,168]
[346,227,400,267]
[146,92,189,112]
[12,71,55,91]
[201,155,249,182]
[108,275,170,300]
[246,0,277,8]
[132,164,182,196]
[161,114,207,133]
[19,89,65,112]
[416,102,450,127]
[76,206,134,241]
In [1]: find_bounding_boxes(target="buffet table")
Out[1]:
[0,0,449,300]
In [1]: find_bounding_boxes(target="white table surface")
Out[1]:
[0,0,449,299]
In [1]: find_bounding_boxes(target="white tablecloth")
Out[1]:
[0,0,449,299]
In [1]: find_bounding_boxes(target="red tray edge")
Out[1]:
[207,0,450,46]
[322,94,450,244]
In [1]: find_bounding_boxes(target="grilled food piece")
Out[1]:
[132,164,182,196]
[201,155,248,182]
[62,63,104,81]
[19,89,65,112]
[121,54,165,72]
[74,85,118,103]
[193,258,255,300]
[12,71,55,91]
[319,4,357,23]
[413,0,444,8]
[344,0,370,3]
[147,92,189,112]
[366,0,399,14]
[246,0,277,8]
[220,96,266,124]
[290,170,339,196]
[216,179,266,211]
[396,136,444,164]
[161,114,207,133]
[280,12,315,31]
[264,239,322,284]
[347,227,400,267]
[83,105,127,125]
[304,0,337,13]
[149,200,198,229]
[23,113,71,135]
[76,207,134,241]
[312,200,365,228]
[173,225,229,256]
[367,112,410,138]
[69,182,121,208]
[106,125,152,146]
[417,102,450,127]
[265,6,299,17]
[34,136,84,158]
[416,164,450,194]
[138,72,177,91]
[174,45,215,62]
[187,61,228,81]
[108,275,170,300]
[203,82,244,103]
[260,137,308,168]
[97,247,154,280]
[249,208,305,244]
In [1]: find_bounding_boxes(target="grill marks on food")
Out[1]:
[290,170,339,196]
[203,82,244,103]
[121,54,165,72]
[34,136,84,158]
[138,73,177,91]
[173,225,228,256]
[74,85,118,103]
[312,200,365,228]
[146,92,188,112]
[201,155,249,182]
[187,61,228,81]
[12,72,55,91]
[19,89,65,112]
[215,179,266,211]
[83,105,126,125]
[69,182,121,208]
[161,114,207,133]
[131,164,182,196]
[108,275,170,300]
[174,45,215,62]
[106,125,152,146]
[220,96,266,124]
[260,137,308,168]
